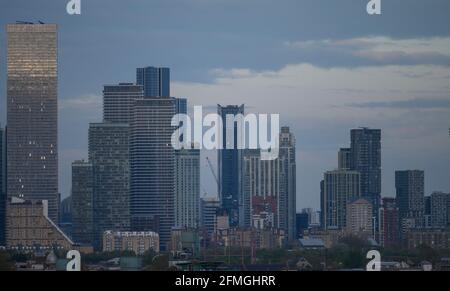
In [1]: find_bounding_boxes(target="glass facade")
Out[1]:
[6,24,59,223]
[279,126,297,241]
[217,104,244,227]
[136,66,170,97]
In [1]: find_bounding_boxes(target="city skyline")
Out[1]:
[2,1,450,275]
[1,1,450,212]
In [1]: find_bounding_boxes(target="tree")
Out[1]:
[0,251,14,271]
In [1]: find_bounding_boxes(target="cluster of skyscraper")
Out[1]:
[318,128,450,247]
[0,22,297,251]
[5,22,446,253]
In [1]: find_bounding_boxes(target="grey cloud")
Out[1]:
[349,98,450,109]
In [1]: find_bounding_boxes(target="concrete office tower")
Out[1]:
[89,123,130,249]
[350,128,381,223]
[130,97,176,250]
[6,23,59,223]
[379,197,400,248]
[136,66,170,97]
[103,83,143,124]
[243,149,281,230]
[346,198,373,236]
[430,191,450,229]
[279,126,297,241]
[338,148,352,170]
[395,170,425,231]
[217,104,244,227]
[174,147,200,229]
[0,127,5,245]
[201,197,220,236]
[71,160,94,245]
[321,169,361,230]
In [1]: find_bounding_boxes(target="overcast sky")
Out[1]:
[1,0,450,210]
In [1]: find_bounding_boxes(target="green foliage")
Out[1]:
[0,251,15,271]
[147,253,169,271]
[142,249,157,266]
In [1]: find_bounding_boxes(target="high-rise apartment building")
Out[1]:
[279,126,297,241]
[350,128,381,225]
[243,149,280,230]
[200,197,220,236]
[424,195,432,228]
[379,197,400,247]
[395,170,425,231]
[0,127,5,246]
[430,191,450,229]
[338,148,352,170]
[136,66,170,97]
[321,169,361,230]
[346,198,373,236]
[71,160,94,245]
[217,104,244,227]
[6,23,59,223]
[103,83,143,124]
[130,97,176,250]
[89,123,130,249]
[174,147,200,229]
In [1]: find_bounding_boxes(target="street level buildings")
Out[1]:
[103,230,159,255]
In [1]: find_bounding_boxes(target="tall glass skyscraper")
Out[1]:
[217,104,244,227]
[350,128,381,224]
[89,123,130,249]
[0,126,5,246]
[6,23,59,223]
[130,97,176,250]
[279,126,297,241]
[136,66,170,97]
[175,98,187,115]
